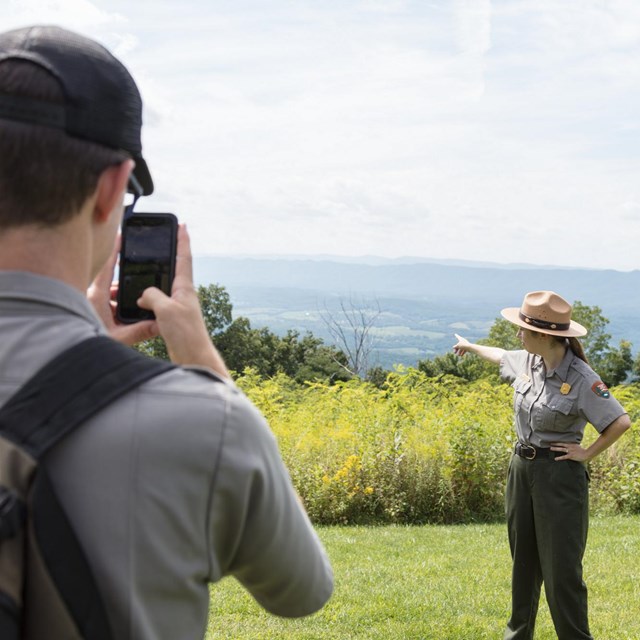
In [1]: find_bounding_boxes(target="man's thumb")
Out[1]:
[137,286,168,311]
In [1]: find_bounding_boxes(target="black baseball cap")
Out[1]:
[0,25,153,195]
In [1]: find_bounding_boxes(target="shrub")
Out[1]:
[236,370,640,524]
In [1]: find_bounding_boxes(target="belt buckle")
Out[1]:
[519,443,537,460]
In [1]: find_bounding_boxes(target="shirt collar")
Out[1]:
[0,271,104,329]
[546,347,574,380]
[532,354,544,371]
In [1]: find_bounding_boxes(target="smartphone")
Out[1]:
[117,213,178,323]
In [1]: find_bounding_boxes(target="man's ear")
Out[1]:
[93,159,135,223]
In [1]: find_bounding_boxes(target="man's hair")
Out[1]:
[0,59,129,227]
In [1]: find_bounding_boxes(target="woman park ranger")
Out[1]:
[453,291,631,640]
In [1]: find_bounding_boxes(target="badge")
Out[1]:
[591,381,610,398]
[560,382,571,395]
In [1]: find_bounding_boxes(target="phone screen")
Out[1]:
[117,213,178,323]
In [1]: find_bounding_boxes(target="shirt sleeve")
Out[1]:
[499,350,529,383]
[207,390,333,617]
[575,369,628,433]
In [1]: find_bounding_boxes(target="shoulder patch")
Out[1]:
[591,381,610,398]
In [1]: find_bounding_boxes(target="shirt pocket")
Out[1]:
[512,378,532,414]
[538,396,575,432]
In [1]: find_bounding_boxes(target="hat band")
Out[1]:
[519,311,570,332]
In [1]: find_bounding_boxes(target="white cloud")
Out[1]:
[453,0,492,56]
[4,0,640,269]
[7,0,123,31]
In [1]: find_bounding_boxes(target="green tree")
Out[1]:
[417,351,493,382]
[366,366,390,388]
[283,332,352,384]
[199,283,233,336]
[215,318,278,376]
[135,335,169,361]
[597,340,634,387]
[480,317,521,350]
[216,322,350,383]
[571,301,633,385]
[571,301,611,368]
[633,352,640,382]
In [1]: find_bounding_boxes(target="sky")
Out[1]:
[5,0,640,270]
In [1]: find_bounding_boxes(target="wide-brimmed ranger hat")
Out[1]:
[501,291,587,338]
[0,25,153,195]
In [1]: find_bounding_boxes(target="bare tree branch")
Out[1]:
[320,295,382,377]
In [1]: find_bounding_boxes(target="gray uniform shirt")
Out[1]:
[500,348,627,447]
[0,272,333,640]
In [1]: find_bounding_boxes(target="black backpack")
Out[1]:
[0,336,174,639]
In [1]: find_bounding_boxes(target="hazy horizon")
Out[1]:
[193,252,637,273]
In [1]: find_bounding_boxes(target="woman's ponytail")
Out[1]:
[567,337,589,364]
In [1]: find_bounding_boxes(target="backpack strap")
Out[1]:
[0,335,175,640]
[0,335,174,457]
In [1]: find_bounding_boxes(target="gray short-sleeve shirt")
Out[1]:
[0,272,333,640]
[500,348,627,447]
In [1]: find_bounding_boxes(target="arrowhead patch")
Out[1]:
[591,381,610,398]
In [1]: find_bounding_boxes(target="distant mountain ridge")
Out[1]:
[195,256,639,310]
[202,253,591,270]
[193,255,640,368]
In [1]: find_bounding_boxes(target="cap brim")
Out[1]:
[133,156,153,196]
[500,307,587,338]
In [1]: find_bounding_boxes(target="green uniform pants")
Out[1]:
[503,454,592,640]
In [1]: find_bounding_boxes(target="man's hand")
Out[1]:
[87,235,159,346]
[137,225,230,378]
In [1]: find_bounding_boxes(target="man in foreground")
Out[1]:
[0,25,332,639]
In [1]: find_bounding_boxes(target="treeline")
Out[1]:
[139,285,640,388]
[136,284,352,383]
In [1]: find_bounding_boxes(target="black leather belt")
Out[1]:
[514,442,562,460]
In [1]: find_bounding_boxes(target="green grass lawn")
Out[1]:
[206,515,640,639]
